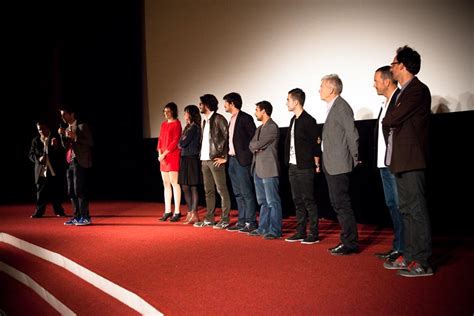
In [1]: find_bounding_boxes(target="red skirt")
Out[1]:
[160,150,180,172]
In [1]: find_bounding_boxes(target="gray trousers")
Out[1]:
[201,160,231,223]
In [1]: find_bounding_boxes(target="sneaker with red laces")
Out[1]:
[398,262,434,277]
[383,256,408,270]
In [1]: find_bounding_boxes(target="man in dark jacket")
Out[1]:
[222,92,258,233]
[29,121,66,218]
[382,45,433,277]
[59,105,94,226]
[194,94,232,229]
[373,66,403,262]
[283,88,321,245]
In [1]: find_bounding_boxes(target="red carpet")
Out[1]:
[0,272,59,316]
[1,201,473,315]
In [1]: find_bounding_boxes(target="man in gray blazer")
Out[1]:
[319,74,360,255]
[58,105,94,226]
[248,101,282,240]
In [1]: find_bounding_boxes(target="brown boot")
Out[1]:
[182,212,192,224]
[186,211,200,224]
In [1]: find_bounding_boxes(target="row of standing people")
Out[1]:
[29,45,432,277]
[156,45,432,277]
[157,81,359,247]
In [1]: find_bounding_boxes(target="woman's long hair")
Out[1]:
[184,105,201,126]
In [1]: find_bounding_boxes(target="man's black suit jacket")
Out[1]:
[231,110,256,166]
[382,77,431,173]
[29,135,66,184]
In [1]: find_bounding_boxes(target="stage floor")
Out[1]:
[1,201,473,315]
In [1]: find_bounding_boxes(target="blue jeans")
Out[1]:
[380,167,404,252]
[253,174,282,236]
[228,156,257,226]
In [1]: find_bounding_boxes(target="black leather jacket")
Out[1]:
[203,112,229,160]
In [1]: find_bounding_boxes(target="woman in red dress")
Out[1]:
[157,102,182,221]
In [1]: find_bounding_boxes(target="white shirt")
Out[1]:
[321,95,338,153]
[289,120,297,165]
[200,111,214,161]
[40,135,56,177]
[228,112,237,156]
[377,89,397,168]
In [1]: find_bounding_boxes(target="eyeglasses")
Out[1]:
[390,61,400,66]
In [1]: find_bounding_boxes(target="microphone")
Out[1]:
[58,122,68,137]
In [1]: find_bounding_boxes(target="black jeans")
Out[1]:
[395,170,431,266]
[324,170,358,249]
[35,175,64,215]
[288,164,319,237]
[66,159,90,219]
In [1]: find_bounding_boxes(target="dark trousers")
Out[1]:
[288,164,319,237]
[324,170,358,249]
[66,159,90,219]
[35,175,64,215]
[395,170,431,266]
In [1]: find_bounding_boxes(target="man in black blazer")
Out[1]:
[58,105,94,226]
[373,66,403,262]
[221,92,258,233]
[283,88,321,245]
[382,46,433,277]
[29,121,66,218]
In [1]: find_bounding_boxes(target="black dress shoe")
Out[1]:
[374,249,395,259]
[159,212,173,221]
[387,250,403,262]
[55,213,67,217]
[375,249,402,261]
[169,213,182,222]
[328,243,343,251]
[329,244,358,256]
[30,214,43,218]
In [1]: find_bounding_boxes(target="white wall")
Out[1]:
[144,0,473,138]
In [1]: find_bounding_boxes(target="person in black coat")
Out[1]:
[29,121,66,218]
[58,105,94,226]
[179,105,203,224]
[283,88,321,245]
[222,92,258,232]
[382,46,433,277]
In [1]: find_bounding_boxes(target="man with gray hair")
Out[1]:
[319,74,360,255]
